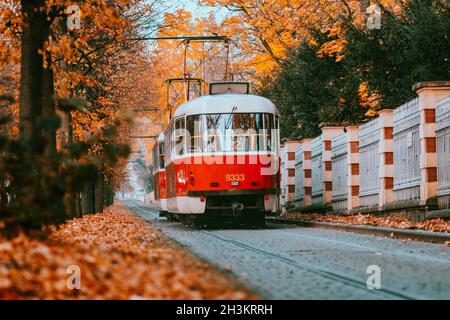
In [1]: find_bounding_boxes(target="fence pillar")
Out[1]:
[378,109,394,208]
[301,138,313,207]
[346,126,360,211]
[413,82,450,205]
[281,139,302,210]
[321,126,345,205]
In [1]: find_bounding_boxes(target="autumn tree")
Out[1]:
[0,0,164,233]
[260,0,450,139]
[5,0,67,229]
[197,0,370,83]
[342,0,450,108]
[260,32,363,138]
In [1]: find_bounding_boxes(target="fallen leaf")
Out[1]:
[0,203,257,300]
[0,242,13,252]
[282,213,450,233]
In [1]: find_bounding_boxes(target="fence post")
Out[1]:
[436,97,450,210]
[413,82,450,206]
[302,138,313,207]
[321,126,345,205]
[378,109,394,208]
[346,126,360,211]
[281,139,302,211]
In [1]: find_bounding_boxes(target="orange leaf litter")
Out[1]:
[0,205,257,300]
[282,213,450,233]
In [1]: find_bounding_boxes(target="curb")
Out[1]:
[267,217,450,244]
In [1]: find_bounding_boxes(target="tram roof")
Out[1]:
[173,94,278,118]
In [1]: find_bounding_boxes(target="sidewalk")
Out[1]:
[0,204,256,299]
[273,213,450,245]
[282,213,450,232]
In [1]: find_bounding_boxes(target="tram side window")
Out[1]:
[152,145,157,170]
[166,125,172,162]
[158,142,165,169]
[174,118,185,156]
[169,122,174,160]
[186,115,203,152]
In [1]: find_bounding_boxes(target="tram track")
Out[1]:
[198,230,417,300]
[126,201,412,300]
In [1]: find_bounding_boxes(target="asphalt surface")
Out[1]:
[123,200,450,300]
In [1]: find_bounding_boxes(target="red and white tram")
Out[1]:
[151,133,167,214]
[153,82,281,226]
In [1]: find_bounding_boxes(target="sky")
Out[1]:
[167,0,228,21]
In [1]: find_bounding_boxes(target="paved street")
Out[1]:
[124,200,450,300]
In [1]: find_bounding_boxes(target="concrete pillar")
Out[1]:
[321,126,345,205]
[378,109,394,208]
[413,82,450,205]
[281,139,302,208]
[301,138,313,207]
[346,126,360,210]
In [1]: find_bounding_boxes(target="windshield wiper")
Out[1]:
[225,106,237,130]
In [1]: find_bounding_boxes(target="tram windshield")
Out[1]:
[185,113,278,153]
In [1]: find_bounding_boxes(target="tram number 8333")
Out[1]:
[225,174,246,182]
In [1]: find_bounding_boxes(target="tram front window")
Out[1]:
[193,113,275,153]
[186,114,203,152]
[204,114,227,152]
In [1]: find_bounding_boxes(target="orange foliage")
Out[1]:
[0,0,165,186]
[198,0,367,82]
[358,82,381,116]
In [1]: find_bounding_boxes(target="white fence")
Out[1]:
[331,133,348,211]
[294,145,304,206]
[393,98,421,202]
[359,118,381,208]
[280,146,288,207]
[285,81,450,218]
[311,136,323,205]
[437,96,450,209]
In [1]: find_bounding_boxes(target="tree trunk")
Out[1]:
[81,182,95,214]
[360,0,371,12]
[17,0,65,226]
[19,0,56,155]
[103,180,114,207]
[0,177,8,209]
[95,173,104,213]
[75,192,82,217]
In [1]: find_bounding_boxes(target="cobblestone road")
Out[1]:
[124,200,450,300]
